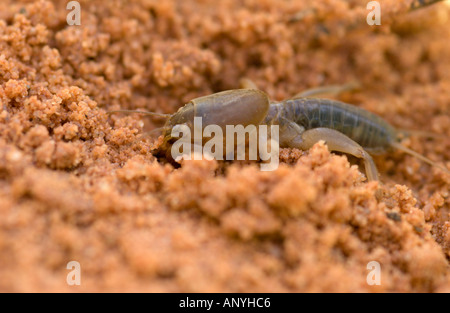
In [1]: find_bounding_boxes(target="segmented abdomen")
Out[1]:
[283,98,397,152]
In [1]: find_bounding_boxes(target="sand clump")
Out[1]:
[0,0,449,292]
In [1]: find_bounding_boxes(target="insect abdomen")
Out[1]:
[283,98,397,152]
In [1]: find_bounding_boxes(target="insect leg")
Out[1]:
[283,125,379,181]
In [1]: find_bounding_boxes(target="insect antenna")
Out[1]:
[391,141,450,175]
[107,109,171,142]
[397,129,447,141]
[107,109,172,119]
[139,127,168,138]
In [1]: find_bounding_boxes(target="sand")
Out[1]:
[0,0,449,292]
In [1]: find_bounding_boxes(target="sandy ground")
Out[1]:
[0,0,449,292]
